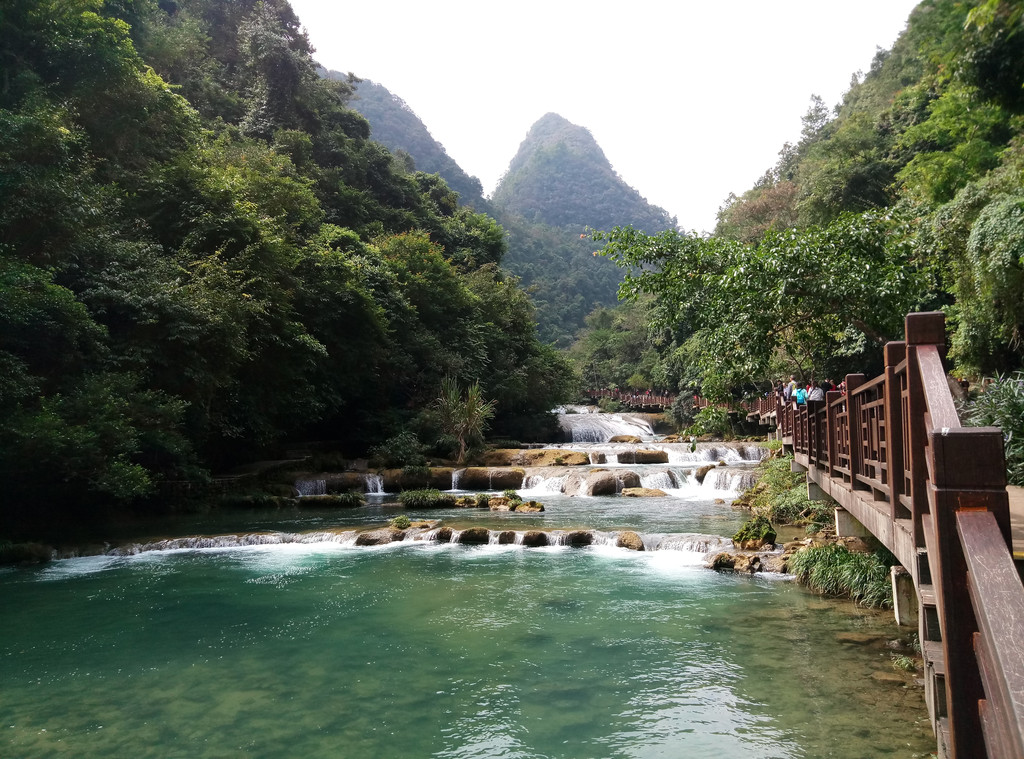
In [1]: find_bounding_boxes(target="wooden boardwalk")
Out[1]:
[758,312,1024,759]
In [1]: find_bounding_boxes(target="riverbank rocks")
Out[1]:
[481,449,589,467]
[564,530,594,547]
[355,527,405,546]
[621,487,668,497]
[694,464,716,484]
[457,527,491,545]
[616,531,645,551]
[616,449,669,465]
[513,501,544,513]
[488,497,544,512]
[609,435,642,443]
[456,467,526,490]
[705,547,787,574]
[564,469,640,497]
[522,531,549,547]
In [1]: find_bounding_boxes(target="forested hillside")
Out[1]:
[343,75,489,209]
[491,113,677,346]
[491,113,676,234]
[0,0,574,528]
[586,0,1024,401]
[339,95,678,347]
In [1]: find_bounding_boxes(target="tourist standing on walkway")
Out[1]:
[807,380,825,402]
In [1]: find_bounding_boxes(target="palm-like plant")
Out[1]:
[435,378,496,464]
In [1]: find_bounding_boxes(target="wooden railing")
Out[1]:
[757,312,1023,759]
[584,389,676,409]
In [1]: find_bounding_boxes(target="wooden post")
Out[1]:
[905,312,947,546]
[826,390,841,478]
[845,373,866,489]
[928,426,1009,759]
[807,399,824,468]
[885,341,907,520]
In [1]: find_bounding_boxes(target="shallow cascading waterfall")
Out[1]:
[702,468,761,494]
[558,411,655,443]
[639,471,677,491]
[450,469,466,491]
[295,478,326,497]
[657,443,767,464]
[521,473,570,495]
[363,474,384,494]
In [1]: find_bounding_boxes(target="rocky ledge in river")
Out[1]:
[705,534,878,575]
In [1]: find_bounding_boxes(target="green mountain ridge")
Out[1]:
[492,112,676,234]
[335,84,676,346]
[340,74,489,209]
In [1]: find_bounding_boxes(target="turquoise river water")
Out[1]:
[1,489,936,758]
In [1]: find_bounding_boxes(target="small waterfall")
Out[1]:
[450,468,466,492]
[520,473,569,495]
[639,471,675,491]
[363,474,384,494]
[295,478,326,497]
[654,443,768,465]
[558,412,655,443]
[702,468,760,494]
[655,533,734,554]
[109,530,360,555]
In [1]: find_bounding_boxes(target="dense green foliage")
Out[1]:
[335,89,678,347]
[732,515,776,545]
[596,0,1024,403]
[396,489,457,510]
[742,454,835,531]
[567,298,675,390]
[0,0,574,531]
[959,372,1024,485]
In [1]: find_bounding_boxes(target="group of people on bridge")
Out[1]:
[776,375,844,406]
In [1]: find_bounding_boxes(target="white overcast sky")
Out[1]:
[288,0,921,232]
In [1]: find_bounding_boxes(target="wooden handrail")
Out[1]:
[765,311,1023,759]
[957,510,1024,759]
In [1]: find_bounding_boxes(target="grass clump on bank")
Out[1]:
[739,453,835,530]
[732,515,777,545]
[397,489,457,509]
[788,543,896,608]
